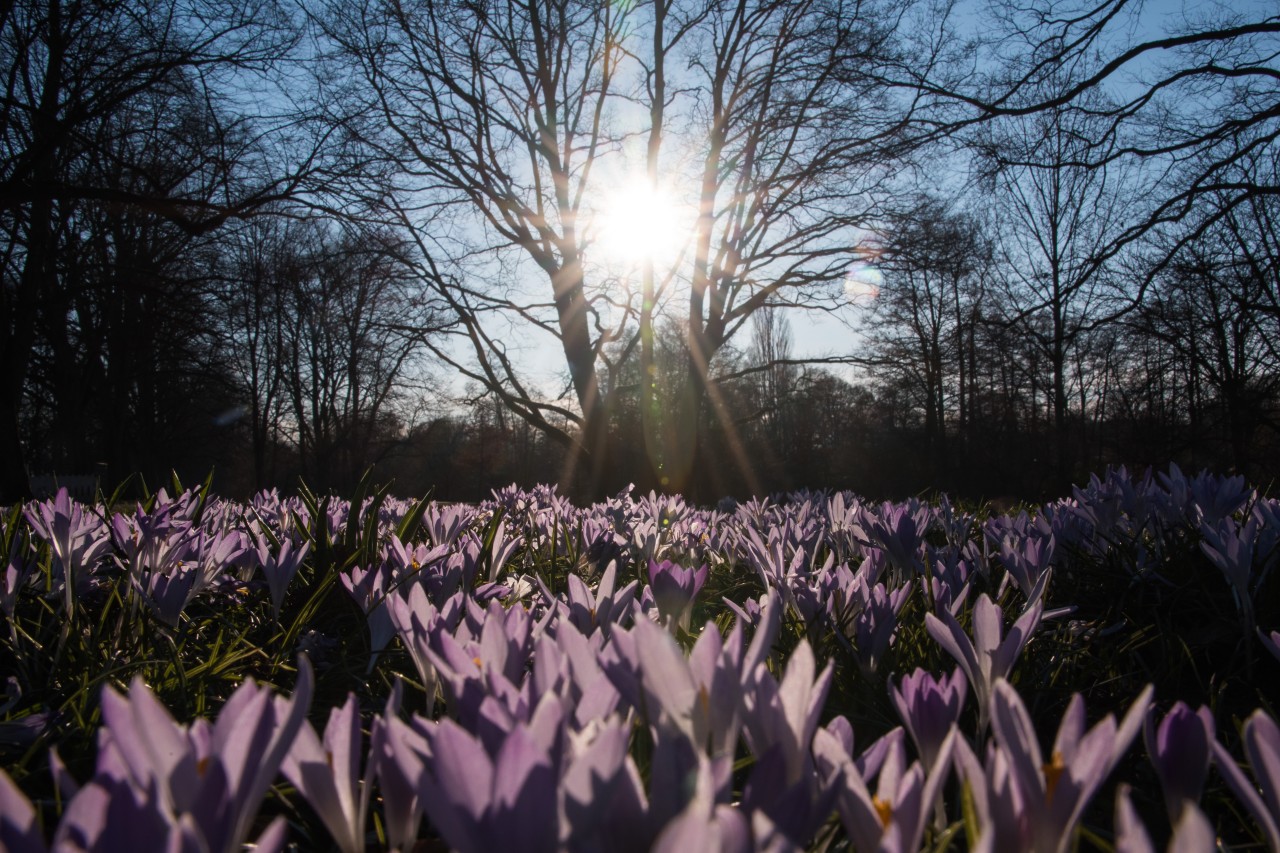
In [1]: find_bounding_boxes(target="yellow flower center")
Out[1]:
[473,656,483,669]
[1043,751,1065,802]
[873,795,893,828]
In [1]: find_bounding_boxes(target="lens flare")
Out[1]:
[845,263,882,303]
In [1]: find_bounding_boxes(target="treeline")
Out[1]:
[2,0,1277,503]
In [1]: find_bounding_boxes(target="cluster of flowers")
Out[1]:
[1,465,1278,851]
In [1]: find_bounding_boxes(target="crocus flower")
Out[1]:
[618,616,747,760]
[370,690,428,852]
[889,667,967,770]
[1211,708,1280,852]
[340,563,396,656]
[652,754,750,853]
[424,598,540,734]
[997,533,1056,605]
[24,488,112,613]
[542,620,622,730]
[257,537,311,621]
[647,558,708,630]
[860,502,926,581]
[562,559,637,637]
[988,679,1152,853]
[559,716,651,852]
[1114,783,1216,853]
[1201,516,1262,633]
[925,592,1045,731]
[283,693,369,853]
[847,575,911,676]
[815,723,955,853]
[385,583,462,708]
[740,742,841,848]
[740,639,834,785]
[952,733,1030,851]
[1144,702,1214,824]
[55,657,313,853]
[483,517,523,582]
[134,562,200,627]
[413,696,562,853]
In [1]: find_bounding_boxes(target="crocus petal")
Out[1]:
[990,680,1046,804]
[1244,711,1280,828]
[0,767,45,853]
[1215,732,1280,850]
[924,610,981,702]
[492,725,558,852]
[632,618,699,738]
[428,718,493,821]
[1114,784,1155,853]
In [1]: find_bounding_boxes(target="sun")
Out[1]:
[592,177,692,268]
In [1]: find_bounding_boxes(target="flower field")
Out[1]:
[1,465,1278,851]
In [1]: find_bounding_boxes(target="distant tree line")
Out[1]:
[1,0,1276,503]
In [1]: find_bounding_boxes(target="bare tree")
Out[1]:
[0,0,327,501]
[925,0,1280,286]
[1131,184,1280,477]
[855,196,988,482]
[316,0,959,498]
[977,91,1140,483]
[271,224,437,492]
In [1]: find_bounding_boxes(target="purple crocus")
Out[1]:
[620,615,748,760]
[135,562,200,627]
[412,696,562,853]
[386,583,464,709]
[952,734,1029,851]
[283,693,369,853]
[814,723,955,853]
[1144,702,1214,824]
[925,592,1044,731]
[997,533,1056,605]
[256,536,311,621]
[369,692,428,851]
[652,754,750,853]
[1114,783,1216,853]
[562,559,637,637]
[740,639,834,785]
[889,667,967,770]
[647,558,708,630]
[559,715,651,852]
[847,575,911,676]
[1211,708,1280,852]
[988,679,1152,853]
[860,502,926,581]
[1201,516,1263,633]
[341,563,397,657]
[24,487,112,614]
[54,657,314,852]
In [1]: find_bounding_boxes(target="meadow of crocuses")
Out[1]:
[1,465,1278,851]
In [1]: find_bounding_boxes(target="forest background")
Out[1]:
[1,0,1276,505]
